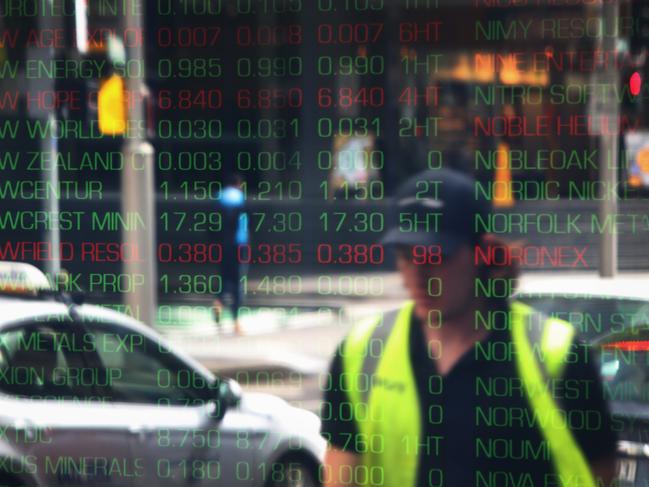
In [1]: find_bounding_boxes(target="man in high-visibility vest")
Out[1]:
[321,169,616,487]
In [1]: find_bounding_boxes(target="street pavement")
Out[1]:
[158,272,407,375]
[155,272,408,412]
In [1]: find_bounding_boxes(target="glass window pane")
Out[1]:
[85,325,215,405]
[0,323,94,400]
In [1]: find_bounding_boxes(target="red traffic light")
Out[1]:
[630,71,642,96]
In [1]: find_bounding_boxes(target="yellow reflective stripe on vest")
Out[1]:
[342,302,420,487]
[541,316,576,379]
[511,301,596,487]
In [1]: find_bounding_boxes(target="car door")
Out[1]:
[79,321,258,486]
[596,326,649,487]
[0,319,133,486]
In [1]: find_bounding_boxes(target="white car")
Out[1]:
[515,272,649,487]
[0,262,325,487]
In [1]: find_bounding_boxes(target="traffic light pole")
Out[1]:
[596,0,620,277]
[43,114,61,277]
[121,1,157,327]
[37,0,62,278]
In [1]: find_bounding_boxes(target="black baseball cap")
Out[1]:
[380,169,492,254]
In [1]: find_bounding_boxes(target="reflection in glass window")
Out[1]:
[85,325,217,405]
[0,325,93,400]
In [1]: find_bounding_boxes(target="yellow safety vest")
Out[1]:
[340,300,596,487]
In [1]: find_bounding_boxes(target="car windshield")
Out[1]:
[517,296,649,405]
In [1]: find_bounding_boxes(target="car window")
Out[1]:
[516,296,649,342]
[518,296,649,405]
[0,322,95,400]
[599,340,649,405]
[81,323,218,405]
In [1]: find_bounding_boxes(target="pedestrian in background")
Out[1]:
[213,173,248,335]
[321,169,616,487]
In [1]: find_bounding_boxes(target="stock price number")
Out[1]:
[157,57,222,79]
[251,212,303,233]
[317,0,383,10]
[158,0,222,15]
[236,88,303,110]
[316,243,384,265]
[241,180,302,200]
[320,180,384,200]
[157,459,221,480]
[235,0,302,14]
[236,151,301,172]
[317,117,380,137]
[317,149,383,170]
[158,151,222,172]
[159,180,222,200]
[157,119,223,140]
[316,23,384,44]
[160,274,223,295]
[157,428,221,448]
[237,118,299,139]
[157,243,223,264]
[319,211,384,233]
[317,87,384,109]
[160,211,222,232]
[237,56,302,78]
[156,26,222,48]
[317,55,384,76]
[157,89,223,111]
[237,243,302,265]
[235,24,303,46]
[241,275,302,296]
[317,274,384,296]
[157,368,218,390]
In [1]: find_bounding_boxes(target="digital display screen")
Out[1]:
[0,0,648,485]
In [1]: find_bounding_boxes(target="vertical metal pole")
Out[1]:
[40,0,60,277]
[44,113,61,276]
[597,0,619,277]
[383,2,399,196]
[299,1,320,200]
[121,0,157,326]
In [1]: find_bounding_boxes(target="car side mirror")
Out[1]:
[220,378,242,407]
[211,379,242,420]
